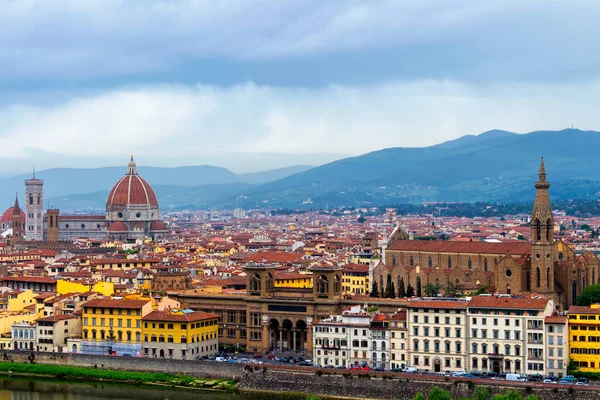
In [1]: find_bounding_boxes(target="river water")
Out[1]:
[0,378,304,400]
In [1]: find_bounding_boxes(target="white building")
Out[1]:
[313,305,371,368]
[544,315,568,378]
[11,322,36,351]
[406,298,469,373]
[389,310,408,370]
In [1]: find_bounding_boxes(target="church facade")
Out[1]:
[374,159,599,311]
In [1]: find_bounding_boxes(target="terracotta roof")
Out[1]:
[387,240,531,255]
[83,299,150,309]
[36,314,76,323]
[107,168,158,207]
[1,207,25,223]
[407,299,468,309]
[545,315,567,324]
[108,221,128,232]
[2,276,56,284]
[142,310,218,322]
[468,295,550,310]
[568,306,600,315]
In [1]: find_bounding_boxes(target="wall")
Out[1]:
[1,351,599,400]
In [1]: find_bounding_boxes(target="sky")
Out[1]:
[1,0,600,176]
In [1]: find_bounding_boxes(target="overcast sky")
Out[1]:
[1,0,600,176]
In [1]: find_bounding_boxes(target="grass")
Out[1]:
[0,362,237,390]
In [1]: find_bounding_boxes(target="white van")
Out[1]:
[452,370,467,377]
[506,373,527,382]
[403,367,417,373]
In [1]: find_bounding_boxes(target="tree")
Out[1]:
[416,277,422,297]
[427,387,451,400]
[517,234,526,240]
[473,386,491,400]
[398,277,406,298]
[414,393,425,400]
[444,281,458,297]
[370,282,379,298]
[406,283,415,297]
[384,275,395,298]
[575,284,600,306]
[357,216,365,223]
[567,357,579,373]
[423,282,438,297]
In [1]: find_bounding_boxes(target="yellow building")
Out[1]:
[142,309,219,359]
[81,298,152,356]
[274,272,312,289]
[57,280,114,297]
[0,290,38,313]
[342,263,370,295]
[568,304,600,371]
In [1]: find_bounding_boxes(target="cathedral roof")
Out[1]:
[150,220,167,231]
[106,155,158,207]
[108,221,128,232]
[387,240,531,255]
[1,207,25,223]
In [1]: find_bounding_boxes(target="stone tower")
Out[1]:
[11,194,23,242]
[25,171,44,241]
[46,209,60,242]
[530,157,555,296]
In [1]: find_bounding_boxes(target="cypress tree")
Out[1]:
[416,277,422,297]
[370,282,379,297]
[398,277,406,298]
[406,283,415,297]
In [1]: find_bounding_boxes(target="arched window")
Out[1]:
[379,275,384,293]
[448,256,452,269]
[572,280,577,305]
[409,256,414,267]
[435,278,439,287]
[49,216,54,228]
[428,257,432,268]
[392,255,396,266]
[37,196,40,205]
[546,219,552,242]
[29,195,33,205]
[535,219,541,241]
[536,267,541,288]
[506,284,511,295]
[484,259,488,272]
[468,257,472,270]
[547,267,551,288]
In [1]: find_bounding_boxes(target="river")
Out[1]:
[0,378,305,400]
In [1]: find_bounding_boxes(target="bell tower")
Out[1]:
[24,169,44,241]
[530,157,555,296]
[11,194,23,243]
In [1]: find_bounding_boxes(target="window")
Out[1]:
[448,256,452,269]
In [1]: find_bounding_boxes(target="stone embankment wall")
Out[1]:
[3,351,599,400]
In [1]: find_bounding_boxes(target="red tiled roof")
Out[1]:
[387,240,531,255]
[142,310,218,322]
[468,295,550,310]
[83,299,150,309]
[407,300,468,309]
[36,314,76,323]
[568,306,600,315]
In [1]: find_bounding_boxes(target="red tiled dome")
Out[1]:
[150,221,167,231]
[106,156,158,207]
[108,221,128,232]
[1,207,25,223]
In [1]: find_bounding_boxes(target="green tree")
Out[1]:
[406,283,415,297]
[517,234,526,240]
[357,216,366,223]
[575,284,600,306]
[427,387,451,400]
[384,275,395,298]
[423,282,438,297]
[414,393,425,400]
[398,277,406,298]
[473,386,491,400]
[580,223,592,231]
[444,281,458,297]
[560,224,566,232]
[416,277,422,297]
[567,357,579,373]
[370,282,379,298]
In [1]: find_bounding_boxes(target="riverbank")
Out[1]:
[0,361,238,391]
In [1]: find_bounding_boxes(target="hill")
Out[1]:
[230,129,600,209]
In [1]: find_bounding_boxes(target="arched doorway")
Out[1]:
[159,349,165,358]
[281,319,294,351]
[433,358,441,372]
[295,320,307,352]
[268,319,280,350]
[72,344,77,353]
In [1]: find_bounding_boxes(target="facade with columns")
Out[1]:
[374,159,599,311]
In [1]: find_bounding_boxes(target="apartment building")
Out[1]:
[313,305,371,368]
[406,298,469,373]
[36,314,81,353]
[370,314,390,369]
[545,315,568,377]
[568,304,600,372]
[466,295,556,376]
[389,309,408,370]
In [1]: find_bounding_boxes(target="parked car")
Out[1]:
[543,379,557,383]
[578,377,588,384]
[403,367,418,373]
[372,367,385,372]
[575,381,589,386]
[452,371,467,377]
[528,374,543,382]
[335,365,346,369]
[239,358,249,363]
[506,374,527,382]
[267,355,275,360]
[253,353,263,359]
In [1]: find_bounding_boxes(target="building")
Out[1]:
[0,201,25,236]
[567,303,600,372]
[342,263,370,295]
[370,313,390,370]
[24,174,44,241]
[375,160,598,311]
[545,314,568,378]
[42,155,168,242]
[313,305,371,368]
[81,298,152,356]
[406,298,469,373]
[11,322,36,351]
[389,309,408,370]
[466,295,555,377]
[36,314,81,353]
[142,309,219,360]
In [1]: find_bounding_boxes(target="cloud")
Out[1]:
[2,1,600,81]
[1,79,599,169]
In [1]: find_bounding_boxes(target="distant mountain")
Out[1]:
[0,164,313,211]
[229,129,600,209]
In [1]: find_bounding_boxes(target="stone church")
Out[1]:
[375,159,599,310]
